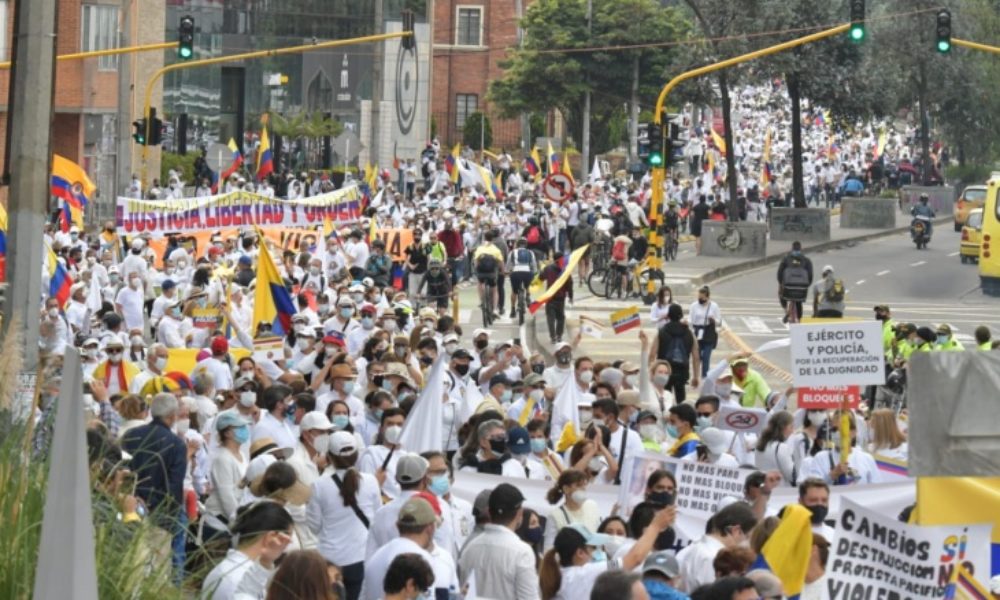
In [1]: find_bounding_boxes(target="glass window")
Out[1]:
[81,4,119,70]
[964,188,987,202]
[456,7,481,46]
[456,94,478,129]
[0,1,8,62]
[968,210,983,230]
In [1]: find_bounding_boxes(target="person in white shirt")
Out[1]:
[150,278,179,330]
[130,343,170,395]
[456,419,525,478]
[195,336,236,392]
[63,283,90,334]
[676,502,758,593]
[306,431,382,600]
[364,454,435,558]
[203,412,251,534]
[251,383,298,450]
[754,411,797,486]
[542,469,602,550]
[344,231,370,280]
[688,285,723,379]
[156,299,186,348]
[798,477,836,543]
[357,407,407,500]
[543,342,578,390]
[799,411,881,486]
[681,427,742,469]
[120,238,149,283]
[459,483,540,600]
[286,411,334,488]
[591,398,644,478]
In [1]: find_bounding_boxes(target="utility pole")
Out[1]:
[115,0,133,205]
[5,0,58,371]
[580,0,592,184]
[516,0,530,154]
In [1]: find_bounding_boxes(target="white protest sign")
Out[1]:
[828,498,993,600]
[716,404,768,436]
[616,453,753,520]
[790,321,885,387]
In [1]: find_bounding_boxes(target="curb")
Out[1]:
[693,216,951,286]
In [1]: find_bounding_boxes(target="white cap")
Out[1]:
[822,264,834,274]
[70,225,80,233]
[329,431,357,456]
[554,342,572,353]
[443,333,459,344]
[472,328,492,339]
[131,238,145,250]
[300,411,333,432]
[242,454,276,489]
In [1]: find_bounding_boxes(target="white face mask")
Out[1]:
[529,388,544,402]
[384,425,403,445]
[808,411,828,426]
[107,352,122,364]
[240,369,254,378]
[588,457,603,473]
[312,433,330,456]
[653,374,670,388]
[625,374,639,387]
[715,383,732,398]
[155,356,168,372]
[297,338,312,351]
[48,308,60,319]
[131,335,144,347]
[579,370,594,383]
[640,423,664,442]
[444,342,458,354]
[130,279,141,289]
[570,489,588,504]
[239,391,257,407]
[174,419,190,436]
[382,320,397,333]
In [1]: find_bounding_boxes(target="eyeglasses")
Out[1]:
[696,412,713,418]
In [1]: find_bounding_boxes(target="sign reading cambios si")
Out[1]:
[790,321,885,387]
[542,173,574,202]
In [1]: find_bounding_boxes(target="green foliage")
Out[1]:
[463,112,493,150]
[945,164,994,186]
[269,111,344,140]
[160,152,198,184]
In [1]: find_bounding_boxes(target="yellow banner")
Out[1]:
[528,244,589,314]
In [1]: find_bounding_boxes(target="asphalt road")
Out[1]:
[710,226,1000,376]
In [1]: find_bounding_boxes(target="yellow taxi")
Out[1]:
[955,184,987,231]
[960,208,984,263]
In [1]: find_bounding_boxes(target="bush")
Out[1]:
[945,164,995,186]
[160,152,198,184]
[462,112,492,150]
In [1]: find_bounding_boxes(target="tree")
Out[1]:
[268,111,344,169]
[463,112,493,150]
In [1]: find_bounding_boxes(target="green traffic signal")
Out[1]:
[937,40,951,53]
[648,152,664,167]
[849,25,864,41]
[179,46,193,59]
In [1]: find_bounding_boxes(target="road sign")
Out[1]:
[331,131,362,163]
[205,142,232,172]
[542,172,574,202]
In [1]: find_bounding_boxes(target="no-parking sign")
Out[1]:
[542,173,575,202]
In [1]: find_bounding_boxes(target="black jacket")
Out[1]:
[122,418,187,526]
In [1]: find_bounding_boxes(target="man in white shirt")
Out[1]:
[251,383,298,450]
[130,343,170,394]
[156,298,186,348]
[459,483,539,600]
[799,414,880,485]
[194,336,235,392]
[798,478,836,542]
[365,454,430,559]
[591,397,644,480]
[150,279,179,330]
[676,502,758,593]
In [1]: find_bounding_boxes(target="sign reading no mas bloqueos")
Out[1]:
[790,321,885,387]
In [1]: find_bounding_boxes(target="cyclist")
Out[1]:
[506,238,538,319]
[776,241,813,323]
[416,258,452,315]
[473,230,504,320]
[609,228,633,297]
[628,225,648,263]
[662,201,681,252]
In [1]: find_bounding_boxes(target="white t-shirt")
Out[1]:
[554,561,613,600]
[115,286,146,331]
[360,536,434,600]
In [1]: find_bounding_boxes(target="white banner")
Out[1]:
[115,185,363,237]
[828,498,993,599]
[790,321,885,387]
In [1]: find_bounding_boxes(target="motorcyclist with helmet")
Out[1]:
[910,193,935,243]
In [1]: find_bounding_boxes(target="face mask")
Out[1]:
[444,343,458,355]
[383,320,397,333]
[312,433,330,456]
[453,363,469,376]
[807,504,829,525]
[384,425,403,445]
[530,438,547,454]
[571,489,588,505]
[640,423,663,442]
[171,307,183,318]
[240,368,254,378]
[579,409,593,425]
[361,317,374,330]
[310,267,320,275]
[381,378,394,392]
[419,355,434,366]
[352,293,365,304]
[339,307,353,319]
[340,380,355,395]
[174,419,190,436]
[653,374,670,388]
[239,391,257,407]
[500,389,513,403]
[528,389,544,403]
[532,363,545,375]
[297,338,312,351]
[48,308,60,318]
[696,416,713,432]
[489,438,507,455]
[165,267,174,275]
[178,260,187,269]
[423,319,436,329]
[107,352,122,364]
[556,353,571,366]
[525,526,544,545]
[625,374,639,387]
[130,279,141,289]
[130,335,144,347]
[87,256,96,265]
[808,411,828,426]
[429,474,450,497]
[588,457,603,472]
[666,424,680,438]
[331,414,350,430]
[318,303,329,315]
[648,491,674,506]
[578,369,593,383]
[698,297,708,305]
[715,383,732,398]
[232,426,250,444]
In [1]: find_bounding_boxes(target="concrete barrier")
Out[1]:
[769,208,830,242]
[700,221,767,258]
[840,197,897,229]
[900,185,955,216]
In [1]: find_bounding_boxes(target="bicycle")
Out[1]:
[780,285,808,324]
[602,252,664,304]
[663,228,679,261]
[479,277,497,327]
[516,286,528,325]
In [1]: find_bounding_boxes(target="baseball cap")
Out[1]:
[523,373,545,387]
[936,323,952,335]
[822,264,834,274]
[161,279,176,291]
[216,411,249,432]
[507,426,530,455]
[328,431,357,456]
[553,342,572,353]
[873,304,889,312]
[442,332,460,344]
[472,328,492,339]
[210,336,229,354]
[249,437,293,461]
[395,454,430,484]
[620,361,639,373]
[238,255,252,266]
[488,483,524,520]
[642,550,680,579]
[104,338,124,350]
[451,349,473,360]
[397,495,438,527]
[554,524,611,559]
[300,412,333,432]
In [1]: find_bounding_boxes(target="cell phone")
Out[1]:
[513,337,521,346]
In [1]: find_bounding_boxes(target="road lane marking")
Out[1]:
[741,316,773,334]
[948,252,960,257]
[876,270,891,276]
[856,279,866,285]
[910,261,926,267]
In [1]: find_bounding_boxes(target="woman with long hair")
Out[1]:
[514,508,546,566]
[265,549,341,600]
[115,394,148,440]
[754,411,796,485]
[649,285,675,329]
[201,501,295,599]
[867,408,908,461]
[542,469,601,550]
[789,408,828,475]
[307,431,382,600]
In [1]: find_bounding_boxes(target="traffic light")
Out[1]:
[936,9,952,54]
[637,123,651,163]
[178,15,195,60]
[132,118,147,145]
[149,108,163,146]
[401,10,415,50]
[664,113,687,167]
[849,0,865,42]
[647,123,664,167]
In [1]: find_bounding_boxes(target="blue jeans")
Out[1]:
[172,510,188,582]
[699,340,716,378]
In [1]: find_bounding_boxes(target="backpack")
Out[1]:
[782,256,810,287]
[665,332,689,364]
[611,239,628,262]
[525,226,541,245]
[476,253,498,273]
[824,279,845,303]
[515,248,533,266]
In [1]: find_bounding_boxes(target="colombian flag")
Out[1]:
[528,245,585,314]
[51,155,95,232]
[525,147,540,179]
[0,203,7,282]
[750,504,813,599]
[917,478,1000,577]
[546,141,559,175]
[212,139,244,193]
[46,244,73,308]
[447,144,461,184]
[561,154,575,185]
[710,128,727,155]
[493,170,504,200]
[252,233,297,336]
[760,129,772,187]
[256,126,274,182]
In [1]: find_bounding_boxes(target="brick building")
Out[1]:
[432,0,525,151]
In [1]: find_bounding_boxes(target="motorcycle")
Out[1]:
[911,215,931,249]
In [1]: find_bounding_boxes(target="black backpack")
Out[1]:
[782,255,811,288]
[665,332,689,365]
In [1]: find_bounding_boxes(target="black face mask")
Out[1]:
[698,297,708,305]
[806,504,829,525]
[419,355,434,365]
[556,353,571,365]
[489,438,507,454]
[372,374,385,388]
[532,363,545,375]
[454,363,470,376]
[648,491,674,507]
[474,339,489,351]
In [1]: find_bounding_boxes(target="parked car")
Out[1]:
[960,208,984,264]
[955,185,987,231]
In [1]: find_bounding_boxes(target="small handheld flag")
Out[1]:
[610,306,641,334]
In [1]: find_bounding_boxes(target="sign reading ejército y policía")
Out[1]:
[790,320,885,387]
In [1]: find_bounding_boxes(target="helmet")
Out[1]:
[919,193,929,201]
